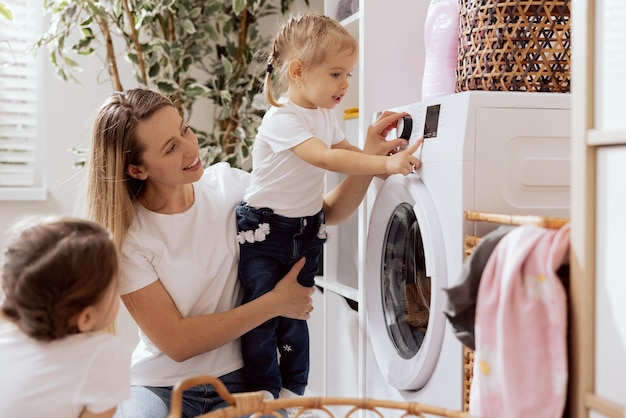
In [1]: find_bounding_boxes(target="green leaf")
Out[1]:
[189,7,202,19]
[207,2,223,14]
[63,56,79,67]
[64,3,77,20]
[169,47,182,61]
[0,2,13,20]
[179,19,196,35]
[156,80,179,94]
[80,26,93,37]
[148,62,161,78]
[75,36,94,52]
[206,25,218,42]
[221,56,233,77]
[185,84,208,98]
[76,47,95,56]
[233,0,246,15]
[223,18,233,35]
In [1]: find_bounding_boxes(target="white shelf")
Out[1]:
[588,129,626,146]
[315,279,359,302]
[341,12,359,32]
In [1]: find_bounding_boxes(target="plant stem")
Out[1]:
[96,14,123,91]
[236,7,248,66]
[122,0,147,85]
[220,7,249,155]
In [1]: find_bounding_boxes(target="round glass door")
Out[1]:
[365,174,446,390]
[381,202,431,360]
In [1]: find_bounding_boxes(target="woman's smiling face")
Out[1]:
[129,105,204,188]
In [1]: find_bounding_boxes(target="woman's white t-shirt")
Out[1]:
[0,322,131,417]
[119,163,250,386]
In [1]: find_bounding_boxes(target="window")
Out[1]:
[0,0,45,200]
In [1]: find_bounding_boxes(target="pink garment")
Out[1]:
[469,224,570,418]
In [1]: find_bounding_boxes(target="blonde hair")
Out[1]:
[1,217,118,341]
[263,13,357,107]
[85,89,173,252]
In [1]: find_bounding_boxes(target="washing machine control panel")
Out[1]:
[385,102,443,144]
[423,104,441,139]
[396,115,413,139]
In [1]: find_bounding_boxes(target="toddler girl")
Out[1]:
[236,13,422,400]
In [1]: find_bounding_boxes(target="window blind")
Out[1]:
[0,0,41,191]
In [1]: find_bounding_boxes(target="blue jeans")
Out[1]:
[235,203,326,398]
[113,369,286,418]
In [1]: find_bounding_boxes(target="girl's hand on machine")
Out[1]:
[385,138,424,176]
[364,111,410,156]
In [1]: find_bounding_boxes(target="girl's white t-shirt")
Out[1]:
[119,163,250,386]
[244,99,344,217]
[0,322,131,417]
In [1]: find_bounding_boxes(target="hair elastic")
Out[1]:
[266,63,274,74]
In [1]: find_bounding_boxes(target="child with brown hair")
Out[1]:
[0,217,131,418]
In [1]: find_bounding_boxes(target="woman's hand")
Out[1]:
[363,111,410,156]
[270,258,314,320]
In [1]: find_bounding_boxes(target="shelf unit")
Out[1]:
[571,0,626,416]
[307,0,430,401]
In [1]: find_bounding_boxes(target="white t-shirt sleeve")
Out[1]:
[260,111,318,153]
[118,233,158,296]
[215,162,250,194]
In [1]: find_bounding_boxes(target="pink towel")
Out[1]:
[469,224,570,418]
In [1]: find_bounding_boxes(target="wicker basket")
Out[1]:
[456,0,571,93]
[167,375,478,418]
[462,211,570,413]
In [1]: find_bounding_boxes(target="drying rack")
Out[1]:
[167,375,477,418]
[462,210,570,413]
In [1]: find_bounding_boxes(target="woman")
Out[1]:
[83,88,408,417]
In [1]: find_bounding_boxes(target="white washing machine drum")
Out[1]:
[365,174,447,391]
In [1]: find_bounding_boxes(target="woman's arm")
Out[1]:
[323,112,422,225]
[121,258,311,362]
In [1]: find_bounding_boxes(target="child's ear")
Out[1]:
[75,306,95,333]
[288,59,304,83]
[127,164,148,180]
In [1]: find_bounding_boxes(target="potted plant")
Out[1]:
[36,0,308,168]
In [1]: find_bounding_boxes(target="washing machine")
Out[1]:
[363,90,571,410]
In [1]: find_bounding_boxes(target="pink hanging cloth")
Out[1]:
[469,223,570,418]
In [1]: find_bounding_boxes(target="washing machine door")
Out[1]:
[365,174,447,390]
